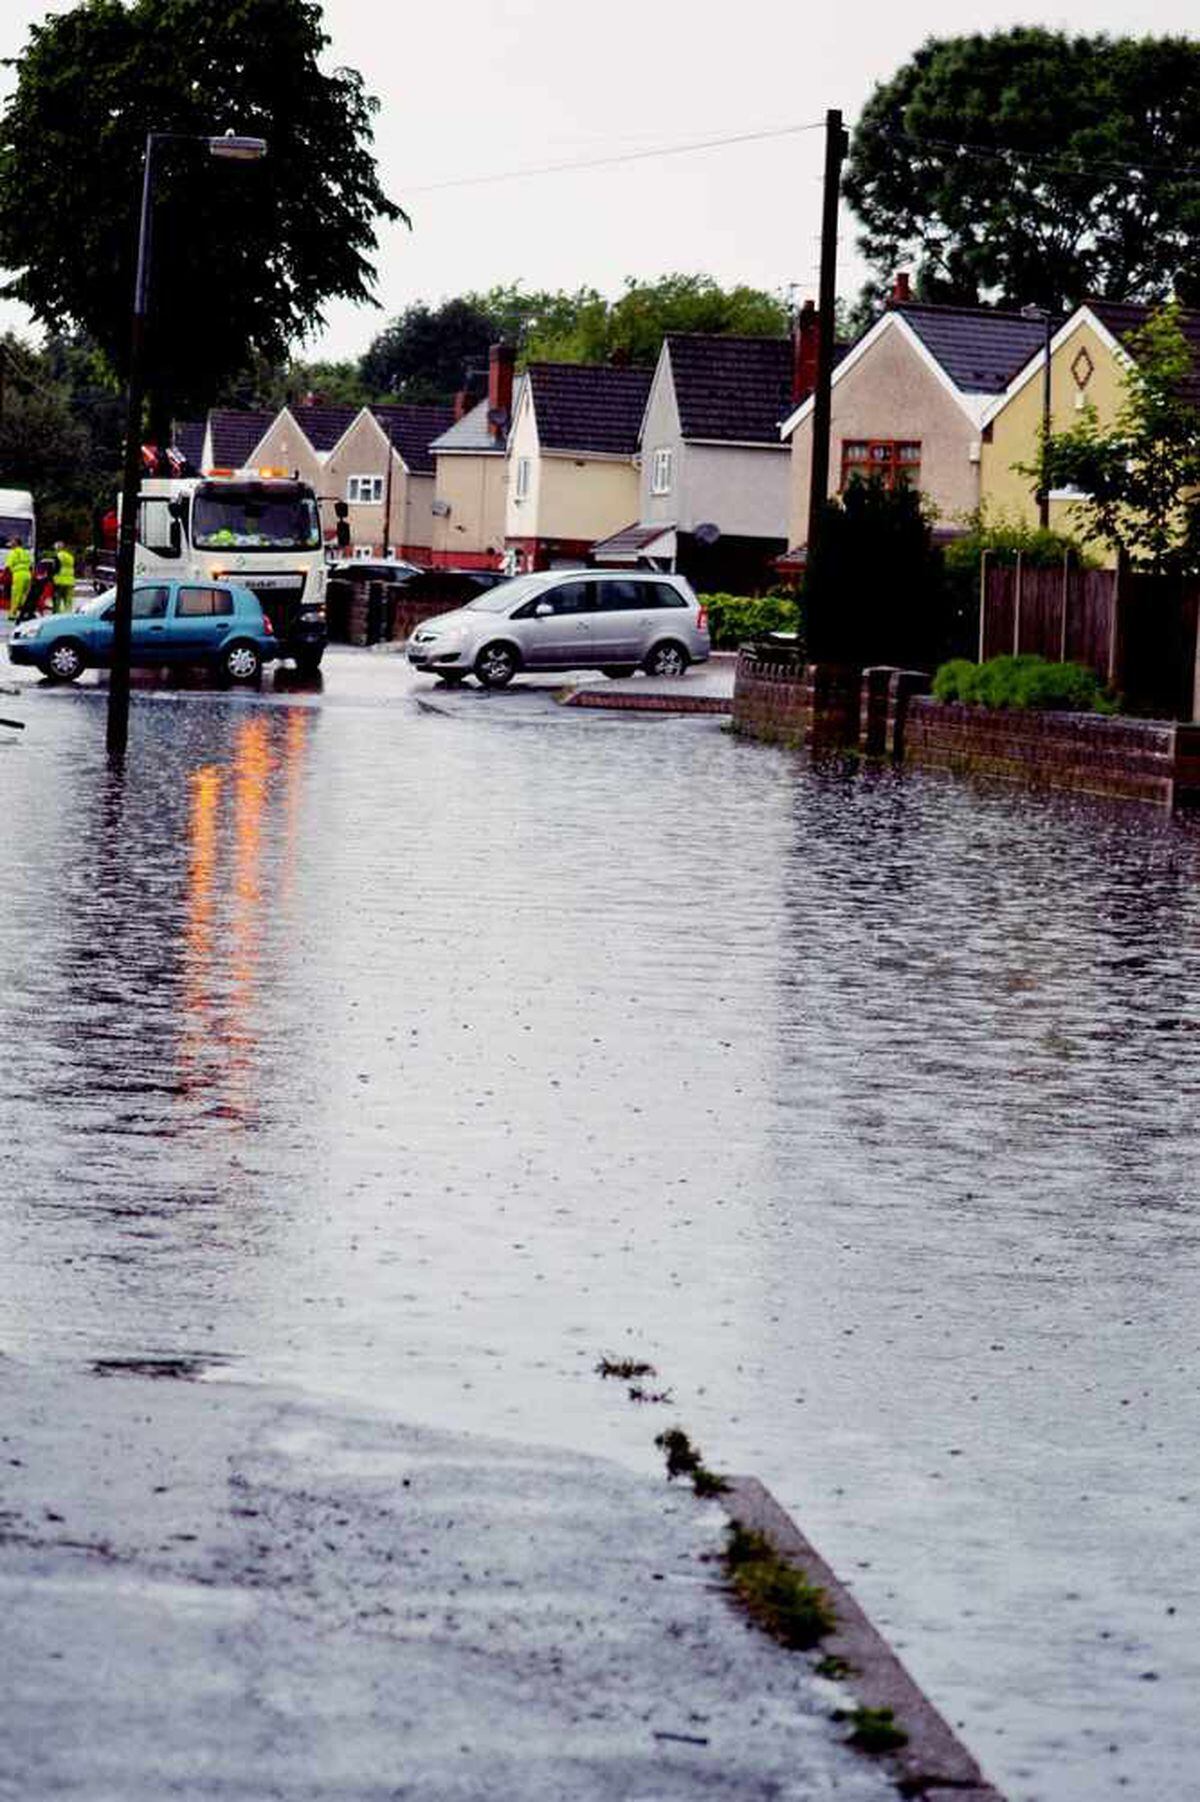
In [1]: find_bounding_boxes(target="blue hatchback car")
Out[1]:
[8,580,279,685]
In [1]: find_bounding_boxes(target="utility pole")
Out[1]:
[805,108,849,566]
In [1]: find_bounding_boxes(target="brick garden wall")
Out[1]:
[904,701,1200,809]
[732,648,1200,811]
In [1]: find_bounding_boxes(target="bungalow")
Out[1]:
[780,280,1052,555]
[504,361,652,573]
[595,331,794,592]
[428,345,523,569]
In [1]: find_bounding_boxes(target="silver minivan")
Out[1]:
[405,569,710,688]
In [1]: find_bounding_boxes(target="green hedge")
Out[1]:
[932,654,1113,712]
[700,592,801,649]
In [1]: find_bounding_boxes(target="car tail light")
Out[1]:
[696,604,708,633]
[262,612,275,635]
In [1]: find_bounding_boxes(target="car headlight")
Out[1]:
[11,619,44,640]
[422,625,465,650]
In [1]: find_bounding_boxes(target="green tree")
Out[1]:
[0,333,119,544]
[524,274,789,363]
[360,298,497,401]
[1039,302,1200,575]
[845,30,1200,313]
[0,0,401,435]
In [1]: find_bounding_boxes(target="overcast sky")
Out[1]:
[2,0,1198,364]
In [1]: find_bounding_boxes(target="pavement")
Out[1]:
[0,1358,900,1802]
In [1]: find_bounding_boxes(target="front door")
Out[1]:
[129,583,171,661]
[514,579,600,670]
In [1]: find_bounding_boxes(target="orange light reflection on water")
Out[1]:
[176,710,312,1128]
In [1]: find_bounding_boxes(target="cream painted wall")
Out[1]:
[324,411,413,551]
[640,350,684,525]
[537,455,639,541]
[246,410,324,490]
[504,384,542,539]
[787,321,982,544]
[433,452,507,557]
[981,318,1126,544]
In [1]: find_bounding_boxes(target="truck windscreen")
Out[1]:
[0,516,33,547]
[192,485,320,551]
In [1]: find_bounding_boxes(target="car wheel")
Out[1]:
[643,640,689,678]
[44,639,85,683]
[474,642,518,688]
[222,641,263,685]
[602,665,636,679]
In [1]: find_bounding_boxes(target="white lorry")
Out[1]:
[123,473,328,672]
[0,488,36,554]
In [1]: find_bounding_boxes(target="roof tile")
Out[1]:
[894,304,1055,394]
[371,403,459,475]
[525,363,653,456]
[666,334,794,442]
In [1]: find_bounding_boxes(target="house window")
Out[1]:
[651,447,673,495]
[347,474,384,505]
[514,456,532,501]
[840,440,922,491]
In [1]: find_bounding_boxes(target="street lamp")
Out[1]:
[107,130,267,758]
[1021,303,1054,532]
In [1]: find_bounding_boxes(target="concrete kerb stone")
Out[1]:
[723,1477,1006,1801]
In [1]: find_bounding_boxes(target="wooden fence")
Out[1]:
[980,554,1199,720]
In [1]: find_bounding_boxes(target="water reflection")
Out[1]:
[177,711,312,1128]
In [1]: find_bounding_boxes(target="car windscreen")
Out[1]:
[192,484,321,551]
[79,590,116,615]
[462,576,545,614]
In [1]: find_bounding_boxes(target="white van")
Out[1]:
[0,489,35,554]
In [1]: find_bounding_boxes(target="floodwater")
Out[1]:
[3,651,1199,1802]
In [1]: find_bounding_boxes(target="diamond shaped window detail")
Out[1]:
[1070,347,1095,390]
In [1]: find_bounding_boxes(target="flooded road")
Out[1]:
[3,649,1199,1802]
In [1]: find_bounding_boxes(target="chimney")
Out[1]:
[453,389,470,421]
[891,270,912,304]
[487,342,515,440]
[792,299,819,405]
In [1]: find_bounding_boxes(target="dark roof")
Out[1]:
[893,304,1055,394]
[172,419,205,472]
[290,404,360,452]
[666,334,794,442]
[372,404,458,475]
[206,409,276,469]
[1086,299,1200,406]
[525,363,653,456]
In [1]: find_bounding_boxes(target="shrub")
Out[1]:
[701,591,801,649]
[931,657,978,702]
[931,653,1112,712]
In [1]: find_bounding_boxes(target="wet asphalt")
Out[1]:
[2,642,1199,1800]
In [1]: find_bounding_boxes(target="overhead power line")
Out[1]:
[406,121,826,195]
[885,129,1200,183]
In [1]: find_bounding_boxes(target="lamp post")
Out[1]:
[1021,303,1054,532]
[107,130,267,759]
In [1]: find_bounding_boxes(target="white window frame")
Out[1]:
[651,447,673,496]
[347,474,384,505]
[514,456,532,501]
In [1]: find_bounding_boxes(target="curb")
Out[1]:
[559,687,732,715]
[724,1478,1006,1801]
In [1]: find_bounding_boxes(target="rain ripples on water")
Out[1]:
[2,669,1199,1802]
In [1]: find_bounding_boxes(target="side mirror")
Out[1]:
[534,600,553,617]
[336,518,351,549]
[168,519,182,558]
